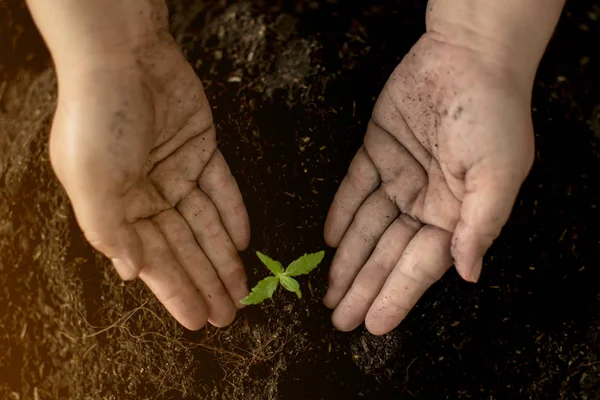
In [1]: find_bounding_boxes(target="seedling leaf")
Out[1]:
[280,276,302,299]
[256,251,284,276]
[240,276,279,305]
[242,250,325,306]
[284,251,325,277]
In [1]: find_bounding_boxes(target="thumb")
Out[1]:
[49,111,145,281]
[451,158,531,283]
[67,176,144,281]
[77,203,144,281]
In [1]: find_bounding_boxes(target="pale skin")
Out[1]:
[26,0,565,334]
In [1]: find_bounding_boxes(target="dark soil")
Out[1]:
[1,0,599,399]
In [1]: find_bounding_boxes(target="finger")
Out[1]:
[178,189,248,308]
[323,188,399,309]
[324,146,381,247]
[331,215,421,332]
[366,226,452,335]
[134,219,208,331]
[451,160,528,282]
[198,150,250,251]
[153,209,237,328]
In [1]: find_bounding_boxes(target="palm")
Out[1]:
[50,42,250,330]
[323,35,534,335]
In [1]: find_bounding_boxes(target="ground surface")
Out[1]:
[0,0,599,399]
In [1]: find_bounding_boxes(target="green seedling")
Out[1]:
[240,250,325,305]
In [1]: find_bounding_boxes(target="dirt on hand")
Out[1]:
[1,1,600,399]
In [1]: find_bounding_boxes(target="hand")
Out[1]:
[323,34,535,335]
[50,41,250,330]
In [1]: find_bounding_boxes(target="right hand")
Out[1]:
[50,40,250,330]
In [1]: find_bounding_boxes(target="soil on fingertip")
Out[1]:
[1,1,600,399]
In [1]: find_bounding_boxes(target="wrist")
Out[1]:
[425,0,565,88]
[27,0,172,79]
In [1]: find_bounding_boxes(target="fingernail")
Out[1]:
[112,257,138,281]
